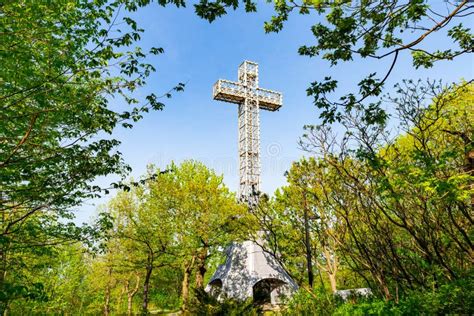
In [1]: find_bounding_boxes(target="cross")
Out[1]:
[213,61,283,205]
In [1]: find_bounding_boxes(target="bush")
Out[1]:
[397,278,474,315]
[284,288,336,316]
[333,300,399,316]
[285,278,473,315]
[189,288,258,316]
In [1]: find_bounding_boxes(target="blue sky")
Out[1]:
[76,1,474,223]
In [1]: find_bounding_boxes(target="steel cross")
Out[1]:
[213,61,282,205]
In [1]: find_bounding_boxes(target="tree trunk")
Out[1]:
[181,256,195,311]
[328,272,337,293]
[0,246,8,315]
[117,283,127,313]
[104,284,111,316]
[323,247,338,292]
[128,274,140,316]
[303,193,314,288]
[142,255,153,314]
[375,273,391,300]
[104,267,113,316]
[195,246,208,289]
[1,208,10,316]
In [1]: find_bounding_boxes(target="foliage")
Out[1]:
[284,288,336,316]
[298,81,473,298]
[0,0,185,311]
[189,288,258,316]
[394,277,474,315]
[3,80,471,315]
[6,244,93,314]
[284,278,474,315]
[278,158,348,291]
[1,0,183,225]
[3,161,245,314]
[2,0,472,313]
[332,277,474,315]
[246,81,472,312]
[99,161,246,314]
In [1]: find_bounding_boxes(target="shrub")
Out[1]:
[285,278,473,315]
[284,288,336,316]
[189,288,258,316]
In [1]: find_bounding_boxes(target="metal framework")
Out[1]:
[213,61,282,205]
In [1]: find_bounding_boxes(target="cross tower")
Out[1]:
[208,62,296,303]
[213,61,282,204]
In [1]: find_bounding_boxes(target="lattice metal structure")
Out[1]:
[213,61,282,205]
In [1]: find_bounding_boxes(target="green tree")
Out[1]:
[108,188,176,313]
[251,159,352,293]
[103,161,245,313]
[1,0,184,309]
[300,81,473,299]
[6,243,94,314]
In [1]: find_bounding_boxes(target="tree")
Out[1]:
[256,158,348,292]
[5,243,95,314]
[1,0,184,309]
[275,162,319,289]
[165,162,245,290]
[148,161,245,310]
[108,188,176,313]
[300,81,473,299]
[103,161,245,313]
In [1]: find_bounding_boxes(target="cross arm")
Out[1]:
[213,79,283,111]
[257,87,282,111]
[213,79,245,104]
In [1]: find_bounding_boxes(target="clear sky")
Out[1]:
[76,1,474,223]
